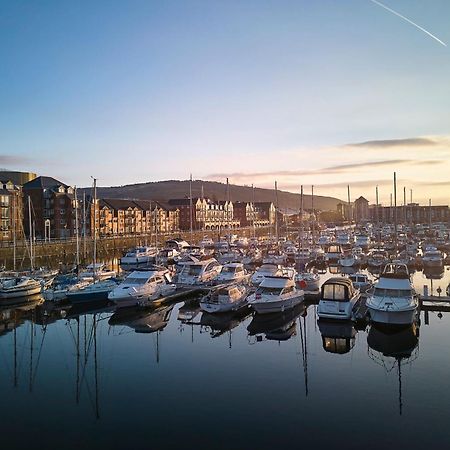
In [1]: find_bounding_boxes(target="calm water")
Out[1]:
[1,268,450,450]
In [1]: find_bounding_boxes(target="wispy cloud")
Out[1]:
[206,159,442,180]
[345,137,438,149]
[0,154,33,167]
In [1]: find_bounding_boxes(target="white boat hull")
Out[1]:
[250,295,303,314]
[0,285,41,299]
[367,306,417,325]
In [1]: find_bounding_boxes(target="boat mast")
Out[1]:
[376,185,380,242]
[300,185,304,252]
[347,184,351,224]
[274,181,279,243]
[252,184,256,238]
[74,186,80,268]
[393,172,397,252]
[311,185,315,247]
[12,193,16,271]
[92,178,97,281]
[83,191,87,260]
[28,195,34,271]
[189,174,193,243]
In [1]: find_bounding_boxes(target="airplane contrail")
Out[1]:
[370,0,447,47]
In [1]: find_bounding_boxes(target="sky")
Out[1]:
[1,0,449,205]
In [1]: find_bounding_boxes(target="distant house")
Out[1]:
[0,179,22,242]
[23,176,77,239]
[354,196,370,223]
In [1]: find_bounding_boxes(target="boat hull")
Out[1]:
[251,295,304,314]
[367,307,417,326]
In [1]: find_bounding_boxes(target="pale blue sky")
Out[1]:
[1,0,449,203]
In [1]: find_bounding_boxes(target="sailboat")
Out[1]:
[66,179,118,303]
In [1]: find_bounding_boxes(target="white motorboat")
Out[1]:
[366,263,418,326]
[175,258,222,286]
[326,244,344,263]
[157,248,180,265]
[66,279,119,303]
[294,248,311,265]
[79,263,116,281]
[120,246,157,265]
[108,269,176,308]
[348,273,372,293]
[216,263,249,283]
[295,271,321,292]
[0,277,42,300]
[43,276,91,301]
[338,254,358,268]
[355,235,370,249]
[317,278,360,320]
[247,276,304,314]
[250,264,286,286]
[422,248,444,268]
[200,284,249,313]
[262,251,287,265]
[367,250,389,269]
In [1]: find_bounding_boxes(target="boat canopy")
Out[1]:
[321,277,356,302]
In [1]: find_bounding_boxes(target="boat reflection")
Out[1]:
[0,295,43,337]
[423,267,445,280]
[177,300,201,323]
[318,319,357,354]
[247,304,305,342]
[109,305,174,333]
[367,323,420,415]
[200,306,252,340]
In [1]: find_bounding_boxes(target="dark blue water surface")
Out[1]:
[1,268,450,450]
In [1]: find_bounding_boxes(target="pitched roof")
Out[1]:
[101,198,140,211]
[23,176,68,190]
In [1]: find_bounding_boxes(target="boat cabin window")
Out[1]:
[322,283,348,301]
[282,286,294,295]
[257,287,283,295]
[126,277,147,285]
[374,288,411,298]
[187,265,203,276]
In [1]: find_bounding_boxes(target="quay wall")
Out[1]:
[0,226,273,270]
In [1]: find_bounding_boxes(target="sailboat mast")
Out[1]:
[189,174,193,243]
[252,184,256,238]
[311,185,315,246]
[393,172,397,251]
[74,186,80,267]
[347,185,351,223]
[83,191,87,260]
[28,195,34,271]
[12,193,16,271]
[300,185,304,251]
[274,181,279,243]
[92,178,97,280]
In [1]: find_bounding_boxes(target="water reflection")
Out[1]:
[318,319,357,354]
[109,305,174,333]
[247,304,305,342]
[367,323,420,415]
[200,306,251,341]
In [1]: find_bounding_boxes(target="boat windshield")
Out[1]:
[126,277,148,285]
[257,287,283,295]
[222,266,236,273]
[187,265,203,276]
[374,288,411,298]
